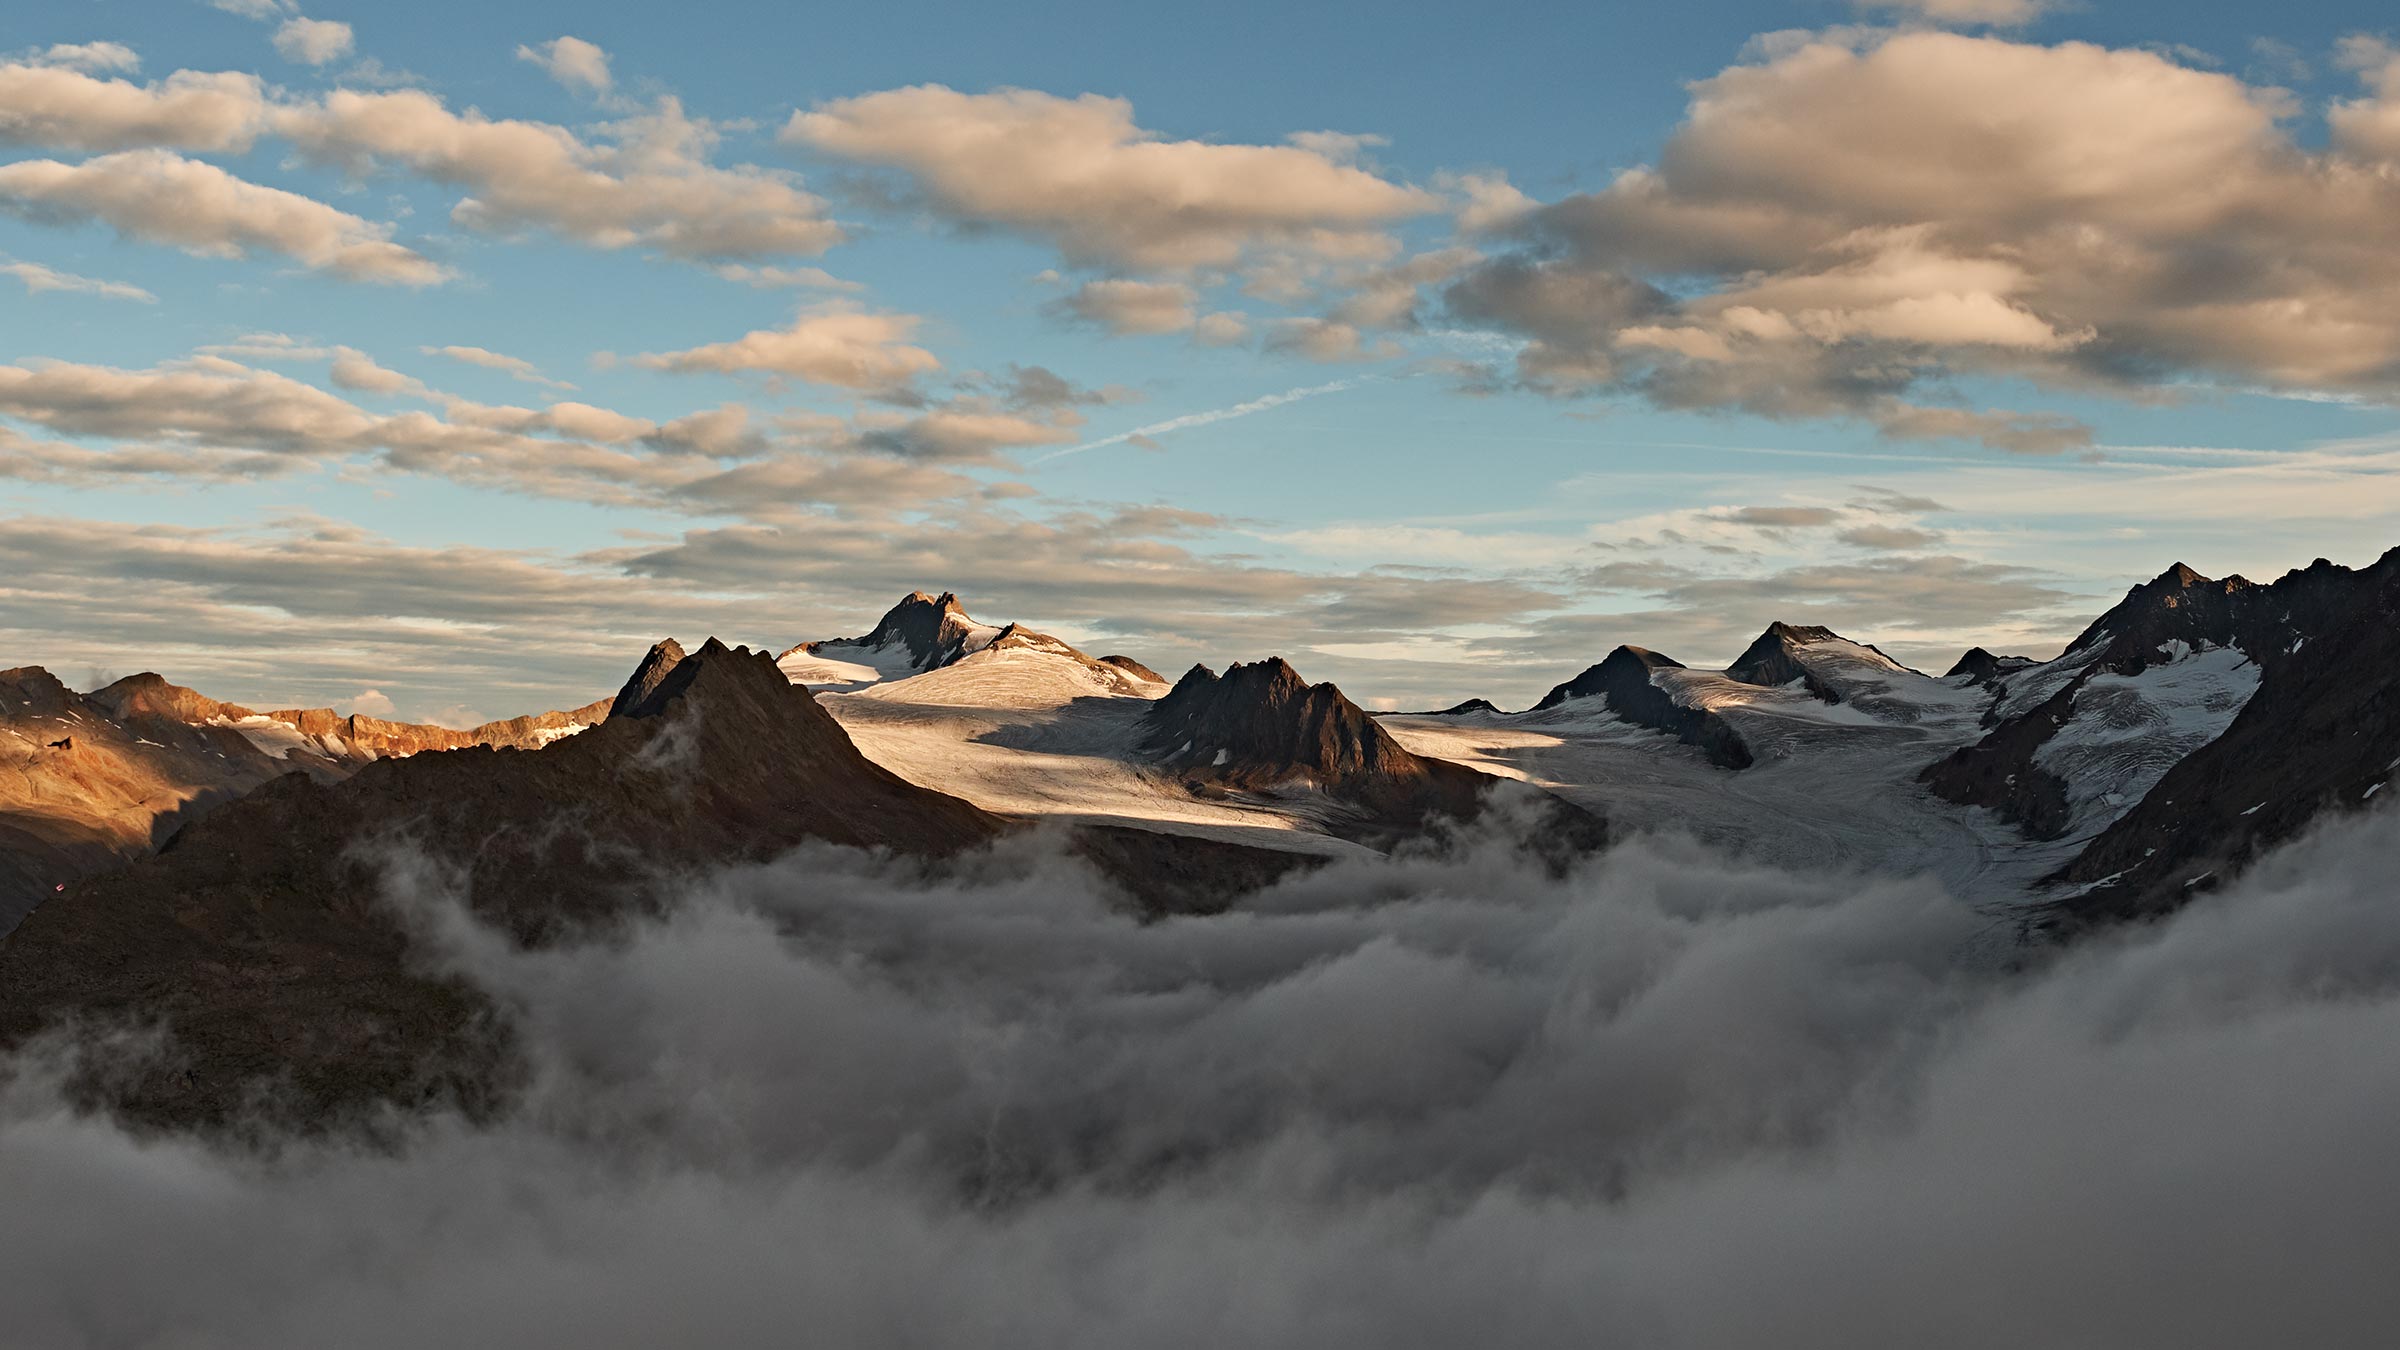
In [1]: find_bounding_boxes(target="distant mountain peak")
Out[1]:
[1530,645,1752,769]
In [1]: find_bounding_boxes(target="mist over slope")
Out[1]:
[6,801,2400,1347]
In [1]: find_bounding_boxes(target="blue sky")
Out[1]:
[5,0,2400,719]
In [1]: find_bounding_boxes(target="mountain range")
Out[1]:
[4,547,2397,1126]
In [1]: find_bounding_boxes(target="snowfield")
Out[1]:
[782,621,2273,909]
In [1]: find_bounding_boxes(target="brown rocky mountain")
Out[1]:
[0,638,1002,1130]
[1529,645,1755,770]
[0,668,612,927]
[1142,657,1607,851]
[0,666,294,926]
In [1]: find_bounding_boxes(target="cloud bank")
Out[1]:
[7,801,2400,1346]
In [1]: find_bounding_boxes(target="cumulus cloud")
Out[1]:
[1265,317,1400,363]
[0,149,447,285]
[421,344,575,390]
[10,799,2400,1345]
[783,85,1437,273]
[271,17,353,66]
[0,63,266,151]
[1051,278,1198,335]
[0,258,154,302]
[275,89,841,260]
[634,307,941,390]
[516,36,612,94]
[1448,30,2400,440]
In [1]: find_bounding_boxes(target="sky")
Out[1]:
[6,0,2400,721]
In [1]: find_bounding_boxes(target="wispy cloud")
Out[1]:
[0,258,156,302]
[1035,377,1366,464]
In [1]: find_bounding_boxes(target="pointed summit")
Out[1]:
[1531,646,1751,769]
[611,638,689,718]
[1142,656,1604,849]
[1724,622,1912,704]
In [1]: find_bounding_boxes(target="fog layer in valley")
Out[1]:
[8,802,2400,1348]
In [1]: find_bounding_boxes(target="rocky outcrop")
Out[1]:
[1142,658,1606,850]
[0,639,1004,1131]
[2044,551,2400,928]
[1922,562,2266,838]
[1532,647,1754,770]
[90,671,613,762]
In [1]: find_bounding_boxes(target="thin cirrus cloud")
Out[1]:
[0,258,155,302]
[783,85,1440,273]
[420,345,576,391]
[17,42,142,74]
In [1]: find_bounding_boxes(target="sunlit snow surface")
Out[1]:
[816,645,1369,859]
[792,633,2266,906]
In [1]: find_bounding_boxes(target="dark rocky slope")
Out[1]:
[1143,657,1607,850]
[1921,562,2262,838]
[0,639,1002,1131]
[2045,551,2400,927]
[1532,646,1754,770]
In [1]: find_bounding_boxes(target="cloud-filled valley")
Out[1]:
[8,804,2400,1347]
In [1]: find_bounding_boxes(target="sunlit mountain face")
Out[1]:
[9,1,2400,1343]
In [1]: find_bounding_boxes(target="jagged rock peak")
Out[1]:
[1533,645,1685,711]
[610,638,690,719]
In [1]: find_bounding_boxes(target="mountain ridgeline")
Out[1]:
[6,548,2400,1131]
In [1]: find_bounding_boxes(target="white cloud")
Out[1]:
[633,307,940,389]
[0,64,267,152]
[784,85,1437,273]
[1448,30,2400,429]
[21,42,141,74]
[276,89,842,260]
[271,17,354,66]
[207,0,296,17]
[0,258,155,302]
[515,36,612,95]
[707,264,862,292]
[0,150,448,286]
[420,344,575,390]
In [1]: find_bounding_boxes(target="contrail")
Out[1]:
[1033,377,1366,465]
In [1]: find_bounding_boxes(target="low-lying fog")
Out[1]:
[9,801,2400,1348]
